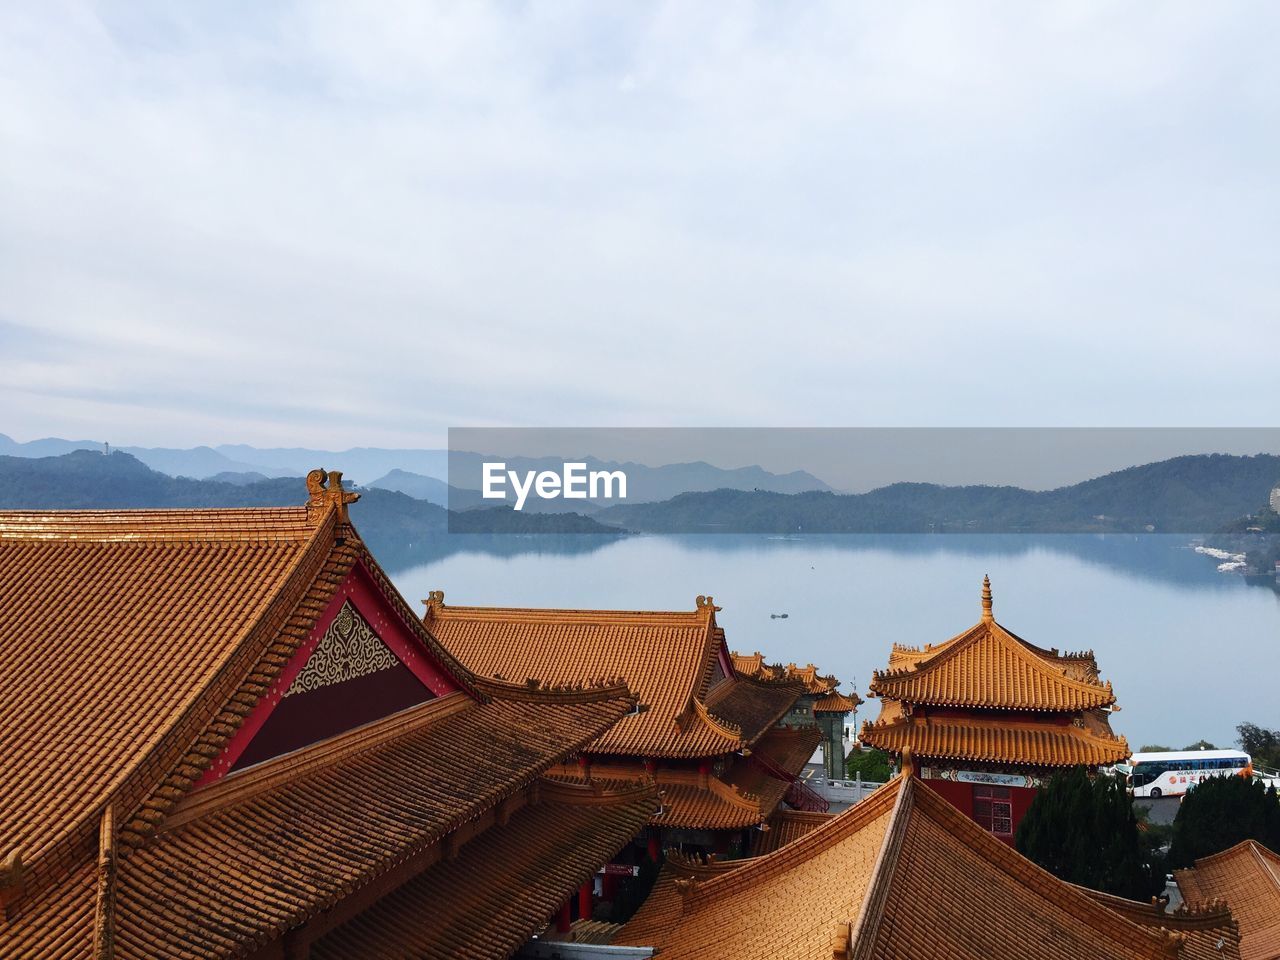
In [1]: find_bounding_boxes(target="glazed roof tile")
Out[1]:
[731,652,841,694]
[0,477,641,959]
[311,779,655,960]
[748,808,835,857]
[423,597,760,758]
[103,692,632,959]
[1175,841,1280,960]
[0,505,327,886]
[859,710,1130,767]
[1080,885,1243,960]
[870,580,1116,711]
[814,691,863,713]
[704,678,806,745]
[617,776,1205,960]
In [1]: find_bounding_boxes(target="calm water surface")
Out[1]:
[389,534,1280,751]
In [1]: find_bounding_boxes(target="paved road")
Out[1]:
[1134,795,1181,826]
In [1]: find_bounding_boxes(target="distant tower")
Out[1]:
[1270,484,1280,515]
[104,442,110,456]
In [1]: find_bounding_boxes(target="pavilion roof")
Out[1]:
[1175,841,1280,960]
[424,596,799,758]
[869,577,1116,712]
[860,705,1130,768]
[310,778,655,959]
[616,775,1217,960]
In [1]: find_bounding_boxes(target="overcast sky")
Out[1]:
[2,2,1277,449]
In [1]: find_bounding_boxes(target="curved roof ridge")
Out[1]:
[677,775,905,911]
[467,674,636,706]
[537,776,657,807]
[1189,837,1280,872]
[688,696,745,750]
[1076,883,1237,931]
[894,784,1185,958]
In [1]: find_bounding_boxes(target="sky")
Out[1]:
[2,1,1278,449]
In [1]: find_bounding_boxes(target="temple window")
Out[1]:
[972,785,1013,837]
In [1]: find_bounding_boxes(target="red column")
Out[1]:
[647,828,661,862]
[578,881,592,919]
[556,899,571,933]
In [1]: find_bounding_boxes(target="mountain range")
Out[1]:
[4,447,1278,545]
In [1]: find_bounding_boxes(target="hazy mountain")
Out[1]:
[0,434,293,479]
[445,452,832,503]
[367,469,452,506]
[0,432,102,457]
[593,454,1280,534]
[0,452,619,555]
[215,445,449,485]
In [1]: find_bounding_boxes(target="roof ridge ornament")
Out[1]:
[980,574,994,622]
[305,468,360,523]
[695,595,722,613]
[422,590,445,616]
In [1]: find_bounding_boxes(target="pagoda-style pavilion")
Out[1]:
[422,596,824,865]
[1175,840,1280,960]
[613,768,1244,960]
[0,472,656,959]
[860,576,1129,842]
[732,654,863,779]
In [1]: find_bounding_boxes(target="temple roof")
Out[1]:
[0,472,463,897]
[616,775,1219,960]
[814,691,862,713]
[0,475,646,959]
[1175,841,1280,960]
[558,726,821,831]
[308,778,657,960]
[732,652,843,696]
[869,577,1117,712]
[1079,886,1244,960]
[860,704,1131,768]
[423,596,798,758]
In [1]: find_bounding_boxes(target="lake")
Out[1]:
[388,533,1280,751]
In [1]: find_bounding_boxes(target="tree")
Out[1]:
[1182,739,1218,751]
[845,746,892,782]
[1139,744,1172,752]
[1168,775,1280,867]
[1016,767,1161,900]
[1237,722,1280,769]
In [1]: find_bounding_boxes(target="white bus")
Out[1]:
[1114,750,1251,798]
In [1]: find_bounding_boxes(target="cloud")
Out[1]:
[1,1,1277,446]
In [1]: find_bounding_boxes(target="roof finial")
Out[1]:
[900,747,917,779]
[981,574,993,622]
[305,468,360,523]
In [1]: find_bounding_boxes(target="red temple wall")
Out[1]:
[922,776,1038,846]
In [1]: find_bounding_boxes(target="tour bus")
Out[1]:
[1114,750,1252,798]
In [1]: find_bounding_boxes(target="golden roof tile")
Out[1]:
[311,779,656,960]
[423,596,760,758]
[859,711,1131,767]
[870,579,1116,711]
[617,775,1213,960]
[1175,841,1280,960]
